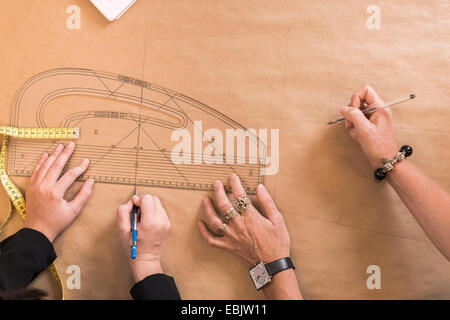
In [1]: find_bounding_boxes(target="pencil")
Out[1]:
[327,93,415,125]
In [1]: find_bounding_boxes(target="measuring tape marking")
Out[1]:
[0,126,79,140]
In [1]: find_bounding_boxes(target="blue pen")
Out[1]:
[131,186,138,259]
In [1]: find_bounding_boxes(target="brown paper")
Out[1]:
[0,0,449,299]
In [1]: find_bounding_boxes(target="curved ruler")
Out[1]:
[8,68,265,194]
[0,126,80,299]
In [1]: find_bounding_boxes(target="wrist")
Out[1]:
[130,259,164,283]
[374,145,413,181]
[369,147,399,169]
[258,248,290,265]
[386,158,409,183]
[261,267,295,289]
[261,268,302,300]
[24,223,56,242]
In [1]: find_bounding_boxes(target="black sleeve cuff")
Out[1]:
[0,228,57,290]
[130,273,181,300]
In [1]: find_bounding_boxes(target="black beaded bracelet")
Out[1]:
[374,145,413,180]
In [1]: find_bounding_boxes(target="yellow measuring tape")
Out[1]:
[0,126,80,300]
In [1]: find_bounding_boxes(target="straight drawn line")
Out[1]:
[128,114,191,184]
[133,28,149,188]
[283,210,431,245]
[89,125,140,170]
[92,70,114,96]
[107,81,127,98]
[71,111,93,128]
[162,87,251,190]
[140,126,191,184]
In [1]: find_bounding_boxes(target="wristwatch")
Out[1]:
[249,257,295,290]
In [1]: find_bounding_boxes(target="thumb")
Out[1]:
[69,179,94,214]
[340,106,371,131]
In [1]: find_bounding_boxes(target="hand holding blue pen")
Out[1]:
[118,193,171,282]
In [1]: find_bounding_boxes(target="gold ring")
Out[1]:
[235,196,251,213]
[223,207,238,223]
[218,223,228,234]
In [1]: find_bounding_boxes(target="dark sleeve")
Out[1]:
[130,273,181,300]
[0,228,56,290]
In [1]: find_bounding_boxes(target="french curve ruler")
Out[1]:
[0,126,80,300]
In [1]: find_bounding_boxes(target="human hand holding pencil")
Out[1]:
[336,85,414,169]
[117,194,171,282]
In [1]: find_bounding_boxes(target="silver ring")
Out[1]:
[223,207,238,223]
[235,196,251,213]
[218,223,228,234]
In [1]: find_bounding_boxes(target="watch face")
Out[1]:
[249,262,271,290]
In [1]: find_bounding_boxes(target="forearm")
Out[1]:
[0,228,56,290]
[388,160,450,260]
[261,269,303,300]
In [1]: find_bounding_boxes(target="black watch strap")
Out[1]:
[265,257,295,277]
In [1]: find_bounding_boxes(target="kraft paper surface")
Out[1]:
[0,0,449,299]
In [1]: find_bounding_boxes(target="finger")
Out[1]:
[30,152,48,184]
[349,92,364,109]
[383,106,392,117]
[256,184,283,225]
[203,197,229,236]
[139,194,156,224]
[340,106,372,132]
[197,220,230,249]
[117,200,133,236]
[132,194,141,206]
[229,173,247,199]
[55,158,89,195]
[355,84,384,108]
[349,127,357,140]
[44,141,76,184]
[69,179,94,213]
[213,180,234,215]
[372,106,393,124]
[226,174,248,223]
[35,144,64,183]
[153,196,170,223]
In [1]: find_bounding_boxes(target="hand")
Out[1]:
[340,85,399,169]
[197,174,291,268]
[117,194,171,283]
[24,142,94,242]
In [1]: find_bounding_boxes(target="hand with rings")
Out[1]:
[197,173,291,268]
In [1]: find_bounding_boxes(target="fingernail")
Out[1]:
[88,179,94,185]
[57,144,63,151]
[257,184,264,191]
[42,152,48,158]
[133,195,139,201]
[68,141,75,148]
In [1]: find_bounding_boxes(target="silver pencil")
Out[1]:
[327,93,415,125]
